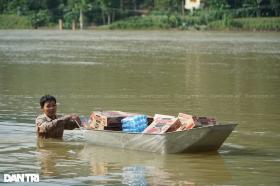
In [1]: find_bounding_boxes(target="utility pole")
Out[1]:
[108,13,111,25]
[58,19,63,30]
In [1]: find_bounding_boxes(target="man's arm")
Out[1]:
[36,116,70,133]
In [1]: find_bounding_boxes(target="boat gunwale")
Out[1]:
[84,123,238,136]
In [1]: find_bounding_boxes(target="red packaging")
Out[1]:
[176,113,195,131]
[143,114,181,134]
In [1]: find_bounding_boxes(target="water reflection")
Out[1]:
[122,166,148,186]
[36,138,87,179]
[80,144,231,185]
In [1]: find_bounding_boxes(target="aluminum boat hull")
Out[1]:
[84,124,237,154]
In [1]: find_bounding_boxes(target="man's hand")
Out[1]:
[70,114,81,125]
[63,114,82,129]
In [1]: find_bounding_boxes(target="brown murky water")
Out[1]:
[0,30,279,185]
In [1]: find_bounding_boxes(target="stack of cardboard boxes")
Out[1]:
[89,111,216,134]
[89,111,153,131]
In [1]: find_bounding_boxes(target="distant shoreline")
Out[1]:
[0,27,279,33]
[0,14,279,32]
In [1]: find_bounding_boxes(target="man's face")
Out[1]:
[42,101,57,118]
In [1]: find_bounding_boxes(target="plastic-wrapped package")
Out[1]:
[122,115,148,133]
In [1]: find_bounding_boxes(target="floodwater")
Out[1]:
[0,30,279,185]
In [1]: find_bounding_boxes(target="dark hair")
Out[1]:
[40,95,56,108]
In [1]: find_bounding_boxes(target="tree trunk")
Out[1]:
[256,0,261,17]
[120,0,123,10]
[107,13,111,25]
[72,20,76,31]
[79,9,83,30]
[102,11,105,25]
[112,10,115,22]
[133,0,137,11]
[181,0,185,16]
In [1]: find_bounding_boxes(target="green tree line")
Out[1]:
[0,0,279,29]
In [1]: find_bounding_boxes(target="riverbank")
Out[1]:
[0,15,31,29]
[208,17,280,31]
[0,14,279,32]
[108,16,280,32]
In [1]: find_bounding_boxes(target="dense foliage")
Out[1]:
[0,0,279,29]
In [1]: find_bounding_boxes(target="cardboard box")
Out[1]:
[143,114,181,134]
[193,116,217,127]
[89,111,132,128]
[89,111,153,131]
[176,113,195,131]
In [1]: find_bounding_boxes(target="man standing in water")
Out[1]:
[36,95,81,138]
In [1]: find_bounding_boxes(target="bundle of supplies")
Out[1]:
[142,114,181,134]
[89,111,153,131]
[121,115,148,133]
[193,116,217,127]
[176,113,195,131]
[89,111,135,130]
[88,110,217,133]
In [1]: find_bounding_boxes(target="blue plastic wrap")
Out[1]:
[121,115,148,133]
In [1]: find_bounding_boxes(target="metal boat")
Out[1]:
[84,123,237,154]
